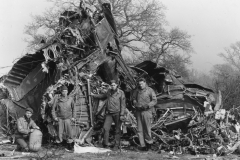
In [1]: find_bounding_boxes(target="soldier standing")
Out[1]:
[132,78,157,151]
[92,80,126,151]
[52,85,75,151]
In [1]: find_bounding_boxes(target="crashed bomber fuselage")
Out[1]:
[2,1,213,132]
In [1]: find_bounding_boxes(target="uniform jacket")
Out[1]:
[93,88,126,115]
[52,95,76,120]
[16,116,38,136]
[132,86,157,111]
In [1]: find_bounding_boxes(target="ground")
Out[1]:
[55,151,240,160]
[1,145,240,160]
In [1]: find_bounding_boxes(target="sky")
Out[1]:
[1,0,240,75]
[0,0,52,75]
[161,0,240,72]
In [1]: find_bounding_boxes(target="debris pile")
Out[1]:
[150,108,240,156]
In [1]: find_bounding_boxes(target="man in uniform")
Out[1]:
[52,85,75,151]
[132,78,157,151]
[15,108,40,152]
[92,80,126,151]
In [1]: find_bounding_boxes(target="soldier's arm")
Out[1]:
[71,98,76,119]
[30,120,39,129]
[120,91,126,116]
[92,92,108,99]
[147,88,157,109]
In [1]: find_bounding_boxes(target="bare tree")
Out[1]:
[112,0,166,52]
[141,28,193,64]
[160,53,191,79]
[24,7,61,49]
[219,41,240,71]
[211,64,240,109]
[187,69,214,88]
[209,42,240,109]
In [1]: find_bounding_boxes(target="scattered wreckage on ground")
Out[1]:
[0,0,240,156]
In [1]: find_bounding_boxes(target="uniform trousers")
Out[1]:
[135,110,153,147]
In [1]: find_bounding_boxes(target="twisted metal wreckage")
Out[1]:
[0,0,240,156]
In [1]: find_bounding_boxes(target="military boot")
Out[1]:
[102,143,112,149]
[137,146,148,152]
[112,145,119,151]
[146,143,153,151]
[66,142,74,152]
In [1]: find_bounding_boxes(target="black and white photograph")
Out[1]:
[0,0,240,159]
